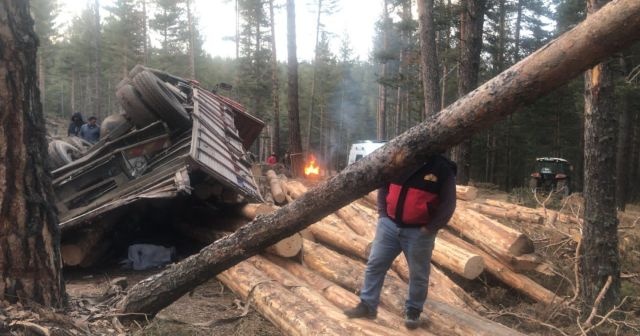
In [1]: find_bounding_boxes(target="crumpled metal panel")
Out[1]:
[190,89,262,202]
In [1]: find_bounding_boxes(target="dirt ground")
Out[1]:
[63,267,282,336]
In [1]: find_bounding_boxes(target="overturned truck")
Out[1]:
[53,65,265,267]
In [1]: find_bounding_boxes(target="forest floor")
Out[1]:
[2,185,639,335]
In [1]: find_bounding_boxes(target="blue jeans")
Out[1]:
[360,216,436,313]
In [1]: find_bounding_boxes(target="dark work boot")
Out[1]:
[343,302,377,319]
[404,307,421,329]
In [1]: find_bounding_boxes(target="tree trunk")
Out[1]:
[286,0,303,177]
[377,0,390,140]
[116,0,640,315]
[186,0,196,79]
[615,54,633,210]
[142,0,148,65]
[305,0,323,152]
[94,0,102,120]
[0,0,65,307]
[417,0,441,119]
[269,0,280,155]
[451,0,486,185]
[579,0,620,315]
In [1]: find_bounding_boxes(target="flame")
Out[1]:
[304,155,320,176]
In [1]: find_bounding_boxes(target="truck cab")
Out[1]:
[347,140,386,165]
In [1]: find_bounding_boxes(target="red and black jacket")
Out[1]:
[378,155,457,230]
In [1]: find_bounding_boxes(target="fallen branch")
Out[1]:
[582,275,613,327]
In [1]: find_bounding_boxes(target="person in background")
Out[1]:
[282,150,291,169]
[266,152,278,165]
[80,116,100,144]
[343,154,457,329]
[67,112,85,136]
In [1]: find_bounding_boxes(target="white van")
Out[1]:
[347,140,386,165]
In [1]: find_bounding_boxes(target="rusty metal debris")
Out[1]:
[51,65,264,232]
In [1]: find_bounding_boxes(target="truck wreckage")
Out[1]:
[50,66,265,266]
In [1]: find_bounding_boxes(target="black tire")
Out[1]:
[128,64,146,79]
[65,136,92,153]
[133,70,191,130]
[100,114,129,139]
[48,140,79,169]
[116,84,159,128]
[115,77,131,91]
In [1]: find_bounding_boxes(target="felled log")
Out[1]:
[61,227,110,267]
[117,4,640,314]
[484,199,582,226]
[265,233,303,258]
[249,256,410,336]
[335,204,376,240]
[465,202,544,224]
[390,255,486,313]
[432,237,484,279]
[303,241,522,336]
[455,185,478,201]
[217,261,347,336]
[438,230,560,305]
[284,180,307,199]
[308,221,371,260]
[308,215,481,310]
[266,170,286,203]
[265,255,430,334]
[240,203,279,219]
[449,208,534,258]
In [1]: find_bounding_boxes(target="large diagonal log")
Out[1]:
[117,0,640,315]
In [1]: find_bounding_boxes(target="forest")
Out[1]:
[32,0,640,202]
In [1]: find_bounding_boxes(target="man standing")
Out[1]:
[344,154,457,329]
[67,112,84,136]
[80,116,100,144]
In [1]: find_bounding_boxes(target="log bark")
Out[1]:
[335,204,376,240]
[266,170,286,203]
[438,230,559,305]
[249,256,410,336]
[217,261,347,336]
[303,241,521,336]
[465,202,544,224]
[483,199,581,226]
[0,0,65,307]
[117,1,640,315]
[449,208,534,257]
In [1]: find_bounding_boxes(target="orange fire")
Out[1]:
[304,155,320,176]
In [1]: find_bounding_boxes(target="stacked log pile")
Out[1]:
[211,178,584,335]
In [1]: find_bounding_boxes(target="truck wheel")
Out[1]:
[133,70,191,130]
[116,84,159,128]
[48,140,79,169]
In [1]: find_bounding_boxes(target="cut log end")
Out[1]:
[266,233,303,258]
[463,255,485,279]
